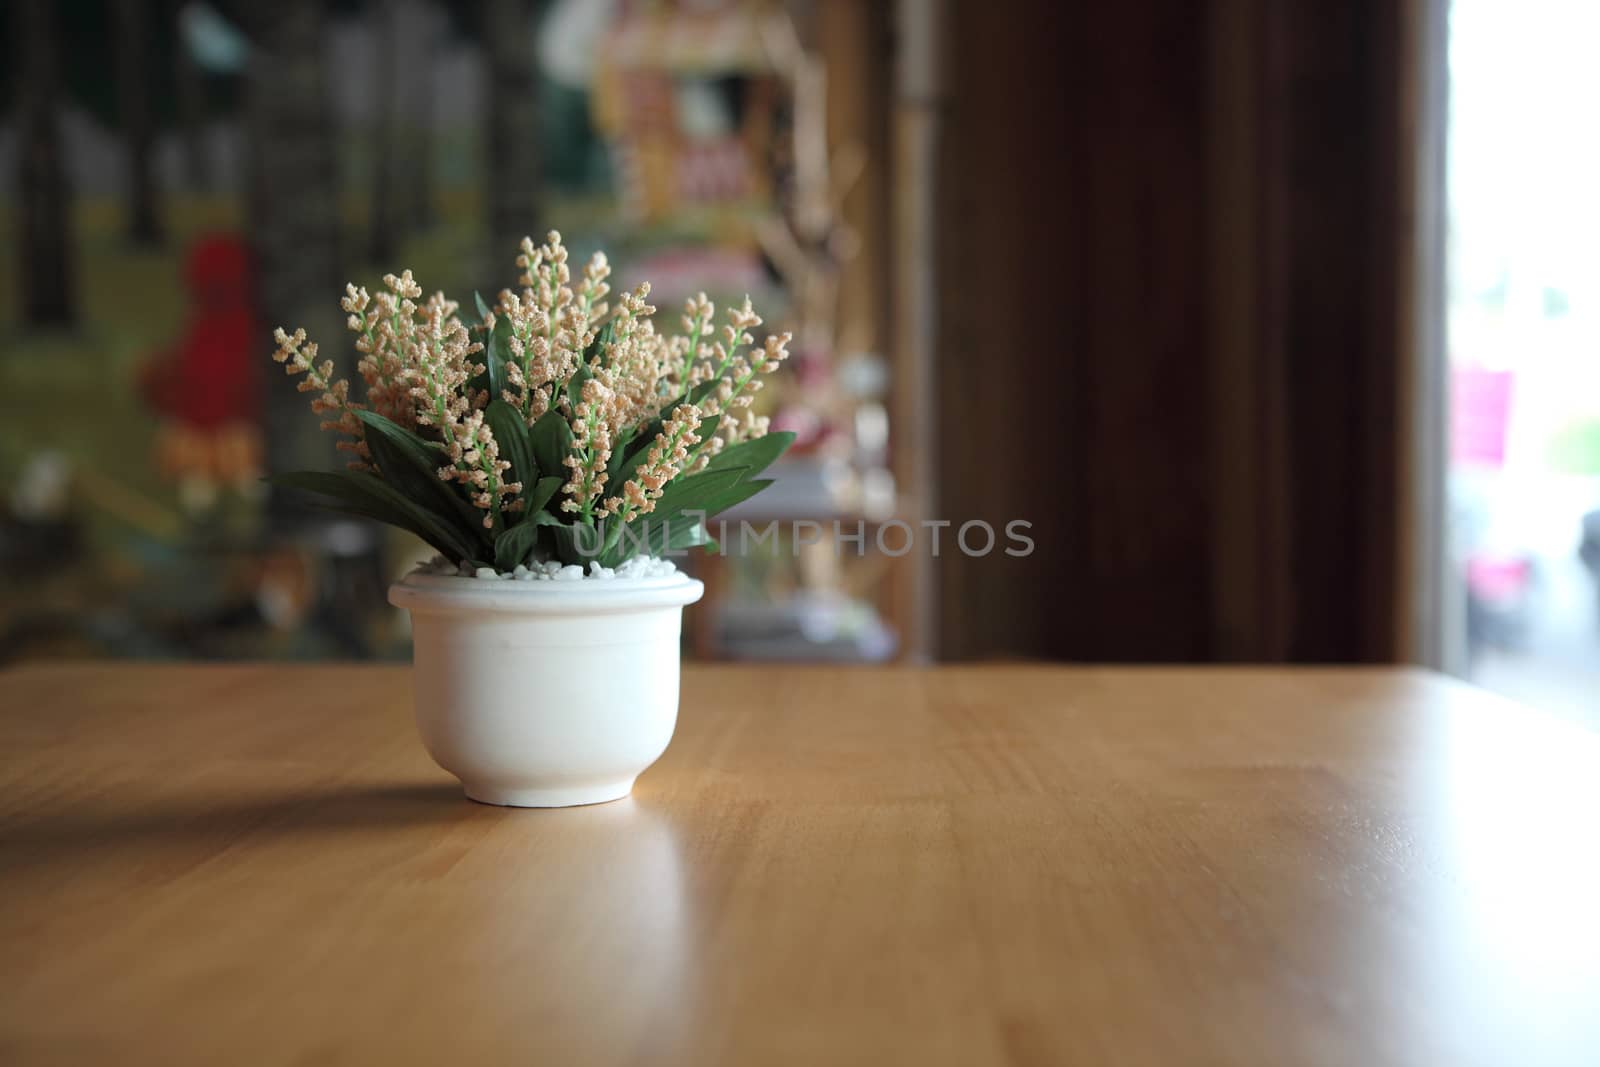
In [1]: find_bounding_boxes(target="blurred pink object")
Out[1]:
[1451,366,1513,468]
[1466,553,1530,607]
[771,407,823,450]
[624,246,766,304]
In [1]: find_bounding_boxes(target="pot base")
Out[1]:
[462,777,637,808]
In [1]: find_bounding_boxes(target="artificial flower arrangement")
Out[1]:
[269,230,794,575]
[268,231,795,808]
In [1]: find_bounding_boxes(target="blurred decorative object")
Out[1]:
[1548,417,1600,475]
[177,2,250,73]
[270,230,799,805]
[592,0,794,220]
[2,453,87,621]
[539,0,617,88]
[1580,511,1600,633]
[139,235,264,515]
[1450,365,1514,468]
[715,586,895,661]
[1465,551,1536,655]
[8,452,73,523]
[622,245,769,307]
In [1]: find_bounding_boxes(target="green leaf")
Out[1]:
[524,475,564,518]
[484,400,539,511]
[609,434,652,498]
[566,360,593,409]
[700,477,774,518]
[603,514,715,566]
[614,364,729,460]
[528,408,574,480]
[622,391,696,468]
[702,432,795,482]
[583,319,616,366]
[493,521,540,571]
[474,290,493,324]
[687,376,724,409]
[353,410,489,549]
[549,521,604,567]
[652,466,748,518]
[609,407,772,505]
[664,518,716,552]
[605,425,638,492]
[598,468,749,566]
[485,315,514,402]
[600,475,772,567]
[268,470,475,562]
[602,515,716,566]
[622,415,665,464]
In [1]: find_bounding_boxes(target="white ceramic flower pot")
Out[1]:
[388,571,704,807]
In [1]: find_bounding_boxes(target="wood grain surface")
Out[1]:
[3,664,1598,1066]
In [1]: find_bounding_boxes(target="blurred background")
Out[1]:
[1,0,1597,723]
[3,0,906,664]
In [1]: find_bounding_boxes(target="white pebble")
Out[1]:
[418,555,682,584]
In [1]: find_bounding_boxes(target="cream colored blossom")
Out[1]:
[272,237,790,530]
[498,231,600,422]
[562,378,625,517]
[612,402,703,522]
[437,408,519,526]
[272,327,371,469]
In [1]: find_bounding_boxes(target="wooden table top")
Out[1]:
[3,663,1599,1066]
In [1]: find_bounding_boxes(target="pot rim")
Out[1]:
[388,570,705,617]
